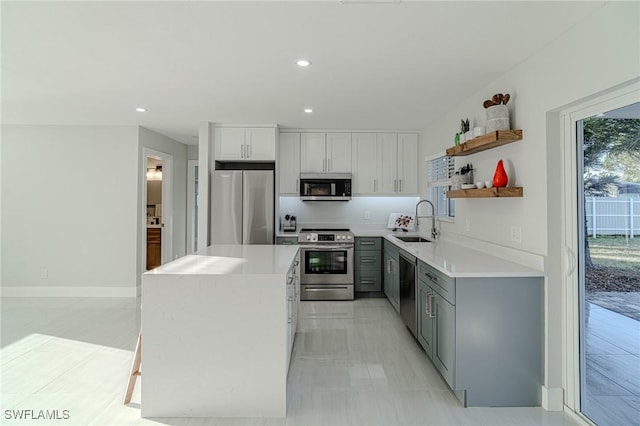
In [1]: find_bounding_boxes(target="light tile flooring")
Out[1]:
[1,297,582,426]
[582,302,640,426]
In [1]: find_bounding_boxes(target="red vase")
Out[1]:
[493,159,508,188]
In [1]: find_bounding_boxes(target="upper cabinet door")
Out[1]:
[397,133,418,194]
[326,133,352,173]
[246,128,276,161]
[352,133,378,194]
[215,128,246,161]
[377,133,398,193]
[300,133,326,173]
[278,133,300,194]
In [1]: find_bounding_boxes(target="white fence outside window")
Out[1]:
[585,196,639,238]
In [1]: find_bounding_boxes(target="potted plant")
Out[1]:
[460,118,471,141]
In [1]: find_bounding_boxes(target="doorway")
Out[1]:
[561,86,640,425]
[142,148,173,271]
[578,103,640,426]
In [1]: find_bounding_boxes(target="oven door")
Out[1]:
[300,245,354,285]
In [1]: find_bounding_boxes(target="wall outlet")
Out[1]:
[510,226,522,243]
[465,218,471,232]
[40,268,48,279]
[364,211,371,220]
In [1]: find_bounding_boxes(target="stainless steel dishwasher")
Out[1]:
[399,250,417,338]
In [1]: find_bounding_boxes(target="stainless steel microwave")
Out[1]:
[299,173,352,201]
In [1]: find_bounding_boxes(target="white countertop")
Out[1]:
[145,244,299,276]
[383,234,543,278]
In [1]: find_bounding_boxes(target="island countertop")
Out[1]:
[145,244,299,276]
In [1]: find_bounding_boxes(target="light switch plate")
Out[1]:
[510,226,522,243]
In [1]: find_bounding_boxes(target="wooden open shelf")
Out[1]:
[446,130,523,157]
[447,187,523,198]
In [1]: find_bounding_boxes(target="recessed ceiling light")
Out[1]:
[136,107,147,112]
[304,108,313,113]
[296,59,311,67]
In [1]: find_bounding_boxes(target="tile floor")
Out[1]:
[582,302,640,426]
[1,296,582,425]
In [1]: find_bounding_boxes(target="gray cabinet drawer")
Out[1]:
[355,251,381,270]
[355,237,382,251]
[418,261,455,305]
[355,270,382,292]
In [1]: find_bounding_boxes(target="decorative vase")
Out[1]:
[493,159,508,188]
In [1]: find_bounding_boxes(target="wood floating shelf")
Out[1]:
[447,187,523,198]
[446,130,523,157]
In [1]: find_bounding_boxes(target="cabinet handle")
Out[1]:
[399,179,403,192]
[361,258,375,264]
[423,271,438,283]
[296,179,299,192]
[394,179,397,192]
[241,145,245,159]
[247,143,252,159]
[424,292,430,315]
[361,241,375,246]
[361,279,375,285]
[323,158,326,172]
[428,294,436,318]
[373,179,377,192]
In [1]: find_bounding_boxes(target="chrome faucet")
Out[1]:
[415,200,439,240]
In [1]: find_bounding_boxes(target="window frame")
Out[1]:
[425,153,455,222]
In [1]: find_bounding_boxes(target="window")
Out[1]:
[426,154,455,219]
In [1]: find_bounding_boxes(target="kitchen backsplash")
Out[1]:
[279,196,420,226]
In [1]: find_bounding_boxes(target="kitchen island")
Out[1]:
[141,244,299,418]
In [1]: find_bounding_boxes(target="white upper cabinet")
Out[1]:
[352,133,378,193]
[246,128,276,160]
[352,132,418,195]
[378,133,398,194]
[300,132,352,173]
[278,133,300,195]
[326,133,352,173]
[397,133,418,194]
[300,133,326,173]
[215,127,276,161]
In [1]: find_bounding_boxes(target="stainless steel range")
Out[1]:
[298,228,355,301]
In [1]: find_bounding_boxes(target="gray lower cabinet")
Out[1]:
[383,240,400,311]
[354,237,382,292]
[417,259,543,407]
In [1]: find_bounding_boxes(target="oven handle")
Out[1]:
[304,287,350,291]
[301,245,354,250]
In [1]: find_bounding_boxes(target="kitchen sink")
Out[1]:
[394,236,431,243]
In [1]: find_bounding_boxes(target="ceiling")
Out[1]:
[2,1,607,145]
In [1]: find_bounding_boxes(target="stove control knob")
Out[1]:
[347,235,351,240]
[306,235,311,240]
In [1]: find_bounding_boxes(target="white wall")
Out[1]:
[1,125,139,296]
[187,144,198,160]
[137,127,188,288]
[419,1,640,407]
[279,196,419,228]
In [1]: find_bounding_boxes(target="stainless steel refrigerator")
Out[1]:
[211,170,274,244]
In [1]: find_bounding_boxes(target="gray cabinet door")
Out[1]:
[417,279,434,359]
[433,293,455,388]
[383,252,393,300]
[390,257,400,311]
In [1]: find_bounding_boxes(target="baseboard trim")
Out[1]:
[542,386,564,411]
[0,286,137,298]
